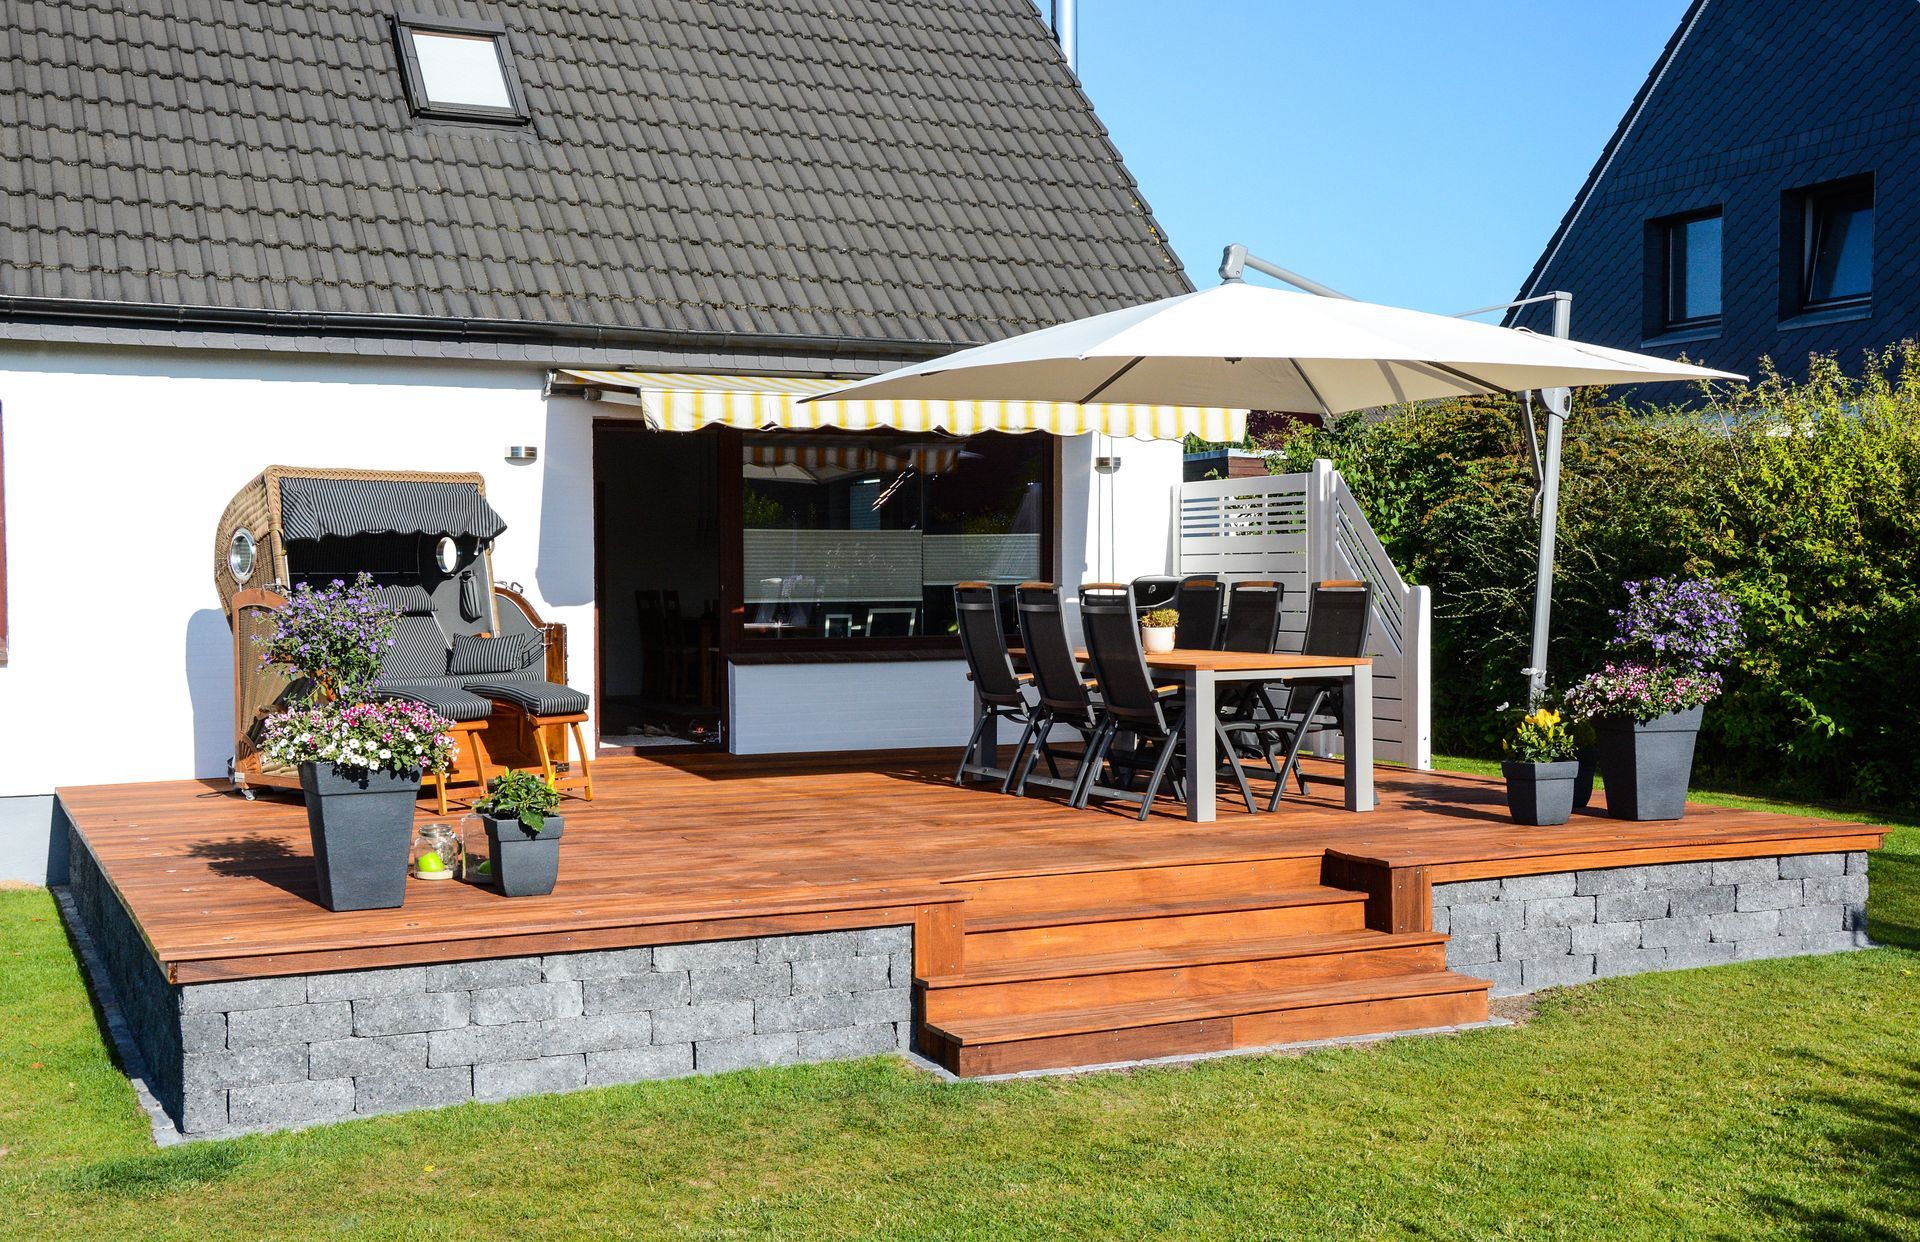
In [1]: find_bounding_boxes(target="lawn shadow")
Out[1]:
[183,835,315,901]
[1865,845,1919,951]
[1745,1051,1920,1239]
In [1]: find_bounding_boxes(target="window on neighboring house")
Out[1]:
[395,14,528,123]
[1650,209,1723,334]
[1787,175,1873,316]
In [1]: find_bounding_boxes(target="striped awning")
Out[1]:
[555,370,1245,443]
[279,477,507,542]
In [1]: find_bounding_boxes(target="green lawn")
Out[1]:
[3,773,1916,1240]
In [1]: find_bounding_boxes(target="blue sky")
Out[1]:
[1069,0,1693,313]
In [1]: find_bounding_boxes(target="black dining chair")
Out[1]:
[1226,580,1373,809]
[1173,575,1225,650]
[1076,583,1256,820]
[1130,575,1180,623]
[1220,580,1286,653]
[1010,582,1104,799]
[952,582,1035,790]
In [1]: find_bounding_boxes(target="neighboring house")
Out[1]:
[1509,0,1920,387]
[0,1,1197,881]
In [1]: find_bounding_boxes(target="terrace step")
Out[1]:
[951,855,1326,922]
[919,928,1447,1023]
[960,887,1368,965]
[919,971,1492,1077]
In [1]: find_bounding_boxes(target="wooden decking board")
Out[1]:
[922,929,1446,988]
[56,752,1882,981]
[960,887,1360,935]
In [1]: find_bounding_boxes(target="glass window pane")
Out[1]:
[1807,196,1872,305]
[740,432,1045,640]
[409,29,513,109]
[1666,214,1720,324]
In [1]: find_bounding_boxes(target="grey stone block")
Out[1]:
[797,1023,899,1061]
[853,926,912,955]
[1638,915,1711,948]
[355,1066,472,1116]
[1663,941,1738,969]
[1736,879,1805,912]
[891,952,915,989]
[541,948,653,982]
[542,1012,652,1056]
[690,961,792,1003]
[1669,885,1737,916]
[1525,895,1595,929]
[586,1043,694,1086]
[583,972,690,1015]
[430,1022,542,1067]
[1595,947,1668,978]
[470,981,582,1026]
[180,1090,229,1135]
[1575,868,1647,895]
[1802,875,1868,905]
[756,992,857,1034]
[697,1032,801,1072]
[1734,937,1798,962]
[427,958,541,991]
[1846,904,1870,933]
[1846,851,1869,875]
[1596,890,1671,922]
[1430,905,1450,935]
[181,975,310,1015]
[1460,959,1525,996]
[306,967,429,1002]
[184,1042,309,1091]
[654,1000,754,1044]
[308,1033,427,1080]
[655,940,760,971]
[1639,862,1713,889]
[1712,858,1779,885]
[851,988,911,1026]
[793,955,893,997]
[1571,921,1643,954]
[1778,904,1843,936]
[1785,931,1869,955]
[756,931,861,963]
[1501,872,1576,900]
[1445,901,1525,934]
[1432,879,1501,906]
[1778,853,1847,879]
[1495,926,1570,961]
[1522,954,1594,990]
[474,1054,586,1102]
[354,991,471,1037]
[180,1012,229,1054]
[1710,909,1781,942]
[229,1078,354,1129]
[227,1001,353,1050]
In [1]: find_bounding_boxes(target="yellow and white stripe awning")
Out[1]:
[556,370,1245,443]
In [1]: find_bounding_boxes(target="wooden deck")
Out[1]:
[60,753,1884,1075]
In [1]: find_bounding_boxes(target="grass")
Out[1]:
[2,773,1915,1240]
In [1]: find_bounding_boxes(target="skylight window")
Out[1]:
[395,14,528,123]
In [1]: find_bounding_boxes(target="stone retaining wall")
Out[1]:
[1435,852,1871,996]
[68,830,914,1140]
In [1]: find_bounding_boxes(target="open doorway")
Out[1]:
[593,422,724,748]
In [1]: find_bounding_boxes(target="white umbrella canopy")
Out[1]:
[807,281,1741,416]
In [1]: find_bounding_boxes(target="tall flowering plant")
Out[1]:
[1565,577,1745,723]
[262,699,457,777]
[257,572,398,702]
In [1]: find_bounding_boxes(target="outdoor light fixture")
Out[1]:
[1095,455,1122,473]
[505,445,538,463]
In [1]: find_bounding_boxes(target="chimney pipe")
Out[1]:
[1052,0,1078,72]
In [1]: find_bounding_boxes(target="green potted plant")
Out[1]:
[472,769,565,897]
[1501,707,1579,826]
[1141,607,1179,654]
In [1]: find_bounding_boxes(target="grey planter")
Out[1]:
[1593,706,1703,821]
[482,813,564,897]
[1572,747,1598,810]
[1502,759,1579,827]
[297,762,420,911]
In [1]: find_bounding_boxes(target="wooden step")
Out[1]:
[951,855,1325,922]
[920,972,1492,1077]
[962,887,1368,965]
[920,929,1447,1022]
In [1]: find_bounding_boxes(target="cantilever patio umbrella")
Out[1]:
[806,251,1743,700]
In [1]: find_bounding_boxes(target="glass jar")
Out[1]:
[411,822,463,882]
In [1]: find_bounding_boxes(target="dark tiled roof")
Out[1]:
[0,0,1189,350]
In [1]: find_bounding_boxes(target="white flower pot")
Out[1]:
[1142,625,1175,654]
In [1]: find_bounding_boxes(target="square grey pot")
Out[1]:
[298,762,421,911]
[1502,759,1579,826]
[482,813,564,897]
[1593,706,1703,821]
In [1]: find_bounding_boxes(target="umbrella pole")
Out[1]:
[1524,293,1575,707]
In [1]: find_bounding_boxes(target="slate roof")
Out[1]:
[0,0,1190,354]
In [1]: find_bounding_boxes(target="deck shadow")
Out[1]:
[183,834,316,901]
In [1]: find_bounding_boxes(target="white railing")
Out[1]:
[1175,458,1432,769]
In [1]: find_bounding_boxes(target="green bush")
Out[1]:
[1262,348,1920,808]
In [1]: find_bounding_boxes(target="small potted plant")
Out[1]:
[1501,707,1579,826]
[1564,577,1743,821]
[472,769,564,897]
[1141,607,1179,653]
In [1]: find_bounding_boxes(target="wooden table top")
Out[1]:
[1011,648,1370,673]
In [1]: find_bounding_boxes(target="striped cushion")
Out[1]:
[463,677,590,717]
[382,614,450,680]
[373,680,494,722]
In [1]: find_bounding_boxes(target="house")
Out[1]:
[0,0,1204,882]
[1508,0,1920,386]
